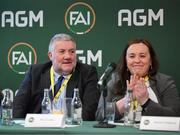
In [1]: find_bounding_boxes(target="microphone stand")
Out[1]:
[93,79,116,128]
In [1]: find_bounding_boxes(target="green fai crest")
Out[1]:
[65,2,96,35]
[8,42,37,74]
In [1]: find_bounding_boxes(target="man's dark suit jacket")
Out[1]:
[13,61,100,120]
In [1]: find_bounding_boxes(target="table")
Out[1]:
[0,121,179,135]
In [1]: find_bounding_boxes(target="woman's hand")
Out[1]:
[133,77,149,105]
[127,74,149,105]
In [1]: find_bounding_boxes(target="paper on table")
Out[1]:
[14,119,80,128]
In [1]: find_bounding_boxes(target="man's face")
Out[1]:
[48,40,77,75]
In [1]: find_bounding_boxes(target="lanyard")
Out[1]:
[50,66,72,103]
[144,75,149,86]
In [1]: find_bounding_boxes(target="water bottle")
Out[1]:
[71,88,82,125]
[41,89,52,114]
[1,89,13,125]
[124,89,135,126]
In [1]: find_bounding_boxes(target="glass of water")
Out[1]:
[61,97,73,125]
[106,102,115,124]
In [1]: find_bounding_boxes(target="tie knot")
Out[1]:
[57,76,64,83]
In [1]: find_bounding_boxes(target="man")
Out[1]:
[13,33,100,120]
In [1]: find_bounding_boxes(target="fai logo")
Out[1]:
[8,42,37,74]
[65,2,96,35]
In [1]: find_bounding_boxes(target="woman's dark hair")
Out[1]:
[114,38,159,96]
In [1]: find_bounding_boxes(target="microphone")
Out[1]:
[98,62,116,86]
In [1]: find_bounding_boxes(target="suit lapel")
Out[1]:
[41,70,51,88]
[149,79,161,104]
[40,69,52,99]
[66,67,79,97]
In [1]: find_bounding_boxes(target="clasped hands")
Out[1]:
[126,74,149,105]
[116,74,149,114]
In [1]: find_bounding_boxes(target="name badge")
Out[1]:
[140,116,180,131]
[25,114,65,128]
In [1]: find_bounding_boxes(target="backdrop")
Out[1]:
[0,0,180,93]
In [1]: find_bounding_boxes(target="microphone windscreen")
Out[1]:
[108,62,116,70]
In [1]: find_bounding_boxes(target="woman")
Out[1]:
[96,39,180,121]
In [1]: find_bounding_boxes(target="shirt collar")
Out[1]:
[53,70,69,82]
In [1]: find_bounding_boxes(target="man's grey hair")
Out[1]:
[48,33,76,52]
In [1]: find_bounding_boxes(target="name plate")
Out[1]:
[25,114,65,128]
[140,116,180,131]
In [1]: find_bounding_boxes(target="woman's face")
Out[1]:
[126,43,152,77]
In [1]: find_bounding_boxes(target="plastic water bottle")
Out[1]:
[71,88,82,125]
[1,89,13,125]
[124,89,135,126]
[41,89,52,114]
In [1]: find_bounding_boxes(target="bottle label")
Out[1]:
[74,108,82,119]
[2,109,12,118]
[42,105,51,114]
[124,91,135,125]
[1,109,13,125]
[42,109,51,114]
